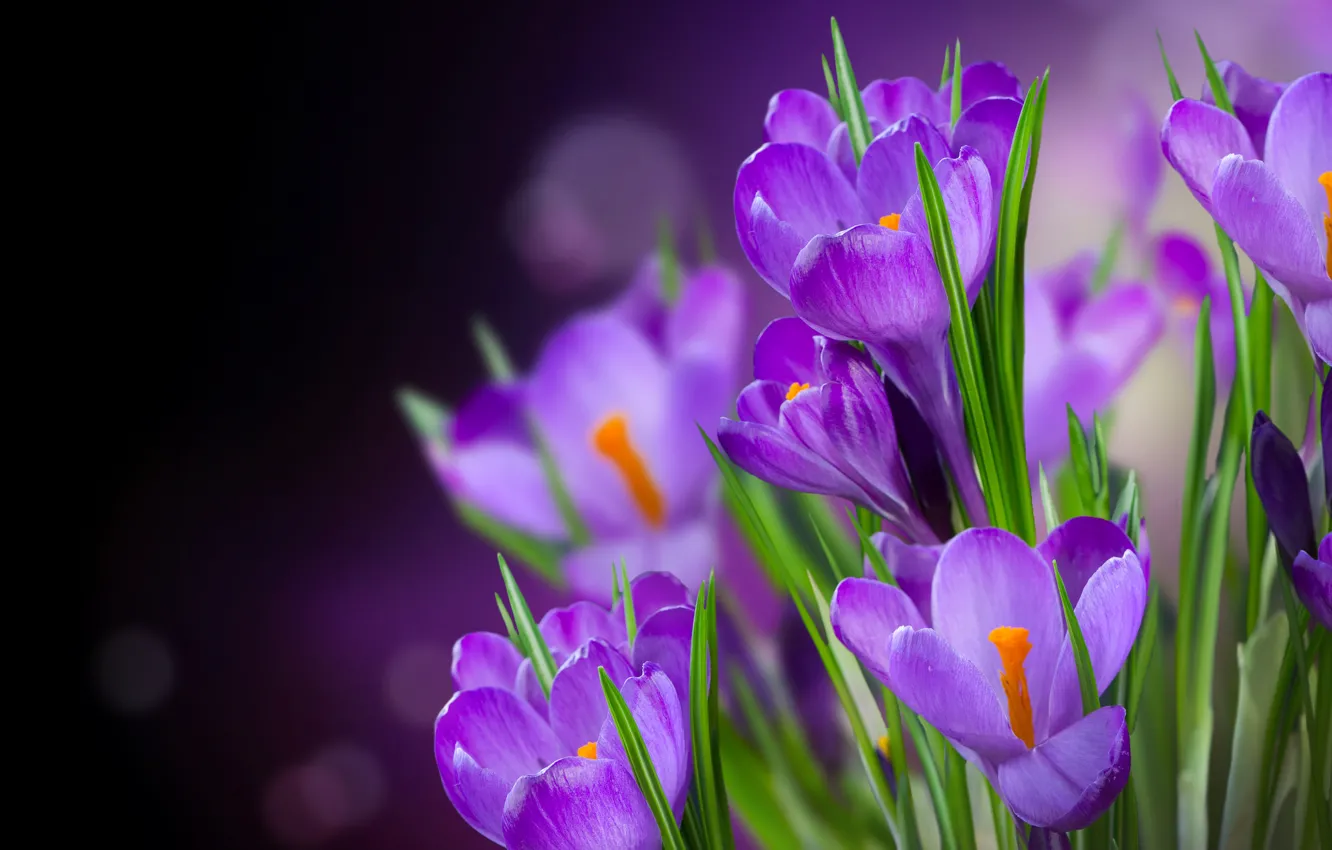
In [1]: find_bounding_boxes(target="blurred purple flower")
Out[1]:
[438,572,694,846]
[1161,71,1331,364]
[830,522,1146,831]
[1251,411,1332,629]
[1023,254,1164,473]
[1120,94,1164,245]
[718,317,939,542]
[1152,231,1240,387]
[425,261,746,600]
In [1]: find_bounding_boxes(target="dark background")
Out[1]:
[83,1,1321,847]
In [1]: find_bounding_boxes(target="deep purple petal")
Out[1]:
[1038,517,1139,608]
[861,77,947,126]
[548,639,636,752]
[454,383,527,444]
[735,380,788,427]
[884,375,954,541]
[932,528,1066,739]
[1046,553,1148,735]
[886,626,1029,763]
[595,662,690,811]
[734,143,866,294]
[563,520,717,604]
[951,97,1024,210]
[1251,411,1317,562]
[790,224,949,346]
[830,577,928,685]
[1154,231,1214,303]
[453,747,514,843]
[1324,372,1331,508]
[632,606,695,714]
[540,602,619,655]
[857,115,952,217]
[453,631,524,692]
[898,147,996,297]
[998,706,1130,832]
[1262,72,1331,228]
[827,118,887,184]
[502,757,660,850]
[1211,155,1331,305]
[753,316,823,384]
[764,89,840,148]
[1161,98,1256,213]
[939,62,1022,113]
[1202,61,1286,154]
[443,442,567,539]
[869,533,943,626]
[718,417,866,502]
[621,571,691,623]
[1293,548,1332,629]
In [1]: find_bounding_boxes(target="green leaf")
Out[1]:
[796,492,859,574]
[1090,221,1124,294]
[1052,558,1099,715]
[688,576,733,850]
[1066,405,1097,514]
[1178,707,1215,850]
[598,667,688,850]
[1275,574,1330,847]
[529,421,591,547]
[1127,584,1158,732]
[848,508,897,586]
[945,746,977,850]
[1156,31,1184,101]
[1194,32,1235,114]
[830,18,873,164]
[1218,613,1289,850]
[1037,463,1060,532]
[939,43,951,89]
[1092,413,1112,519]
[718,715,801,850]
[497,553,558,697]
[612,563,621,606]
[821,54,844,121]
[470,316,515,382]
[456,501,564,586]
[395,386,450,443]
[657,216,681,303]
[494,593,520,648]
[949,40,962,128]
[620,559,638,644]
[902,711,959,850]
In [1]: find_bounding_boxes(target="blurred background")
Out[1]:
[88,1,1328,847]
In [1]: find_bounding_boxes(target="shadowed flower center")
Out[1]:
[988,625,1036,749]
[785,381,811,401]
[592,413,666,528]
[577,741,597,759]
[879,213,901,231]
[1320,172,1331,279]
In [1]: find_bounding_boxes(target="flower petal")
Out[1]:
[548,639,636,752]
[1154,231,1215,302]
[1038,517,1140,608]
[443,442,567,539]
[931,527,1066,739]
[1292,548,1332,630]
[951,97,1024,207]
[753,316,824,385]
[1211,155,1332,304]
[1046,552,1148,735]
[998,706,1131,832]
[502,757,660,850]
[735,143,866,294]
[1306,299,1332,366]
[1202,60,1286,155]
[453,631,524,692]
[1160,99,1255,213]
[735,380,788,427]
[563,520,717,604]
[718,417,866,501]
[596,662,690,811]
[1121,93,1165,238]
[862,76,947,126]
[1252,411,1317,562]
[898,147,995,296]
[764,89,840,148]
[453,747,515,842]
[1067,283,1165,391]
[621,571,691,623]
[790,224,950,347]
[830,577,928,685]
[857,115,952,217]
[454,383,527,444]
[515,658,550,719]
[869,533,943,626]
[630,607,696,729]
[666,266,747,375]
[886,626,1029,763]
[939,62,1022,113]
[540,602,620,655]
[1262,72,1331,228]
[827,117,887,183]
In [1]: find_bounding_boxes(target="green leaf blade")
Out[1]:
[830,18,873,164]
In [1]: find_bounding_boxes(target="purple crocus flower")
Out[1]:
[778,149,995,525]
[1160,71,1331,364]
[439,572,695,846]
[426,262,745,600]
[1023,253,1164,473]
[718,317,938,542]
[830,519,1148,831]
[1152,231,1240,387]
[1120,93,1165,246]
[1251,411,1332,629]
[1199,61,1287,156]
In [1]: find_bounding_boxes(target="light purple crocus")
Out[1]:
[1152,231,1241,387]
[1161,71,1331,364]
[1199,61,1287,156]
[831,519,1148,831]
[1023,254,1164,473]
[439,572,695,846]
[1120,93,1165,246]
[718,317,938,543]
[1251,411,1332,629]
[425,261,745,600]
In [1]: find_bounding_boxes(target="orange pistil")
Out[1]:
[785,381,811,401]
[577,741,598,759]
[1320,172,1331,280]
[988,626,1036,749]
[592,413,666,528]
[879,213,901,230]
[876,734,891,760]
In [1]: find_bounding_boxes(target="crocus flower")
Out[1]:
[1251,411,1332,629]
[423,261,745,600]
[1199,61,1287,156]
[831,519,1148,831]
[1152,231,1239,387]
[782,149,995,525]
[1023,253,1164,473]
[718,316,938,542]
[1120,93,1165,246]
[1160,71,1331,364]
[439,572,695,846]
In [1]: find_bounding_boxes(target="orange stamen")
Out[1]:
[1320,172,1331,280]
[592,413,666,528]
[876,734,891,759]
[785,381,811,401]
[988,626,1036,749]
[879,213,901,230]
[1171,294,1200,317]
[577,741,598,759]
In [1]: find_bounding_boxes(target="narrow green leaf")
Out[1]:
[945,746,977,850]
[1111,469,1140,534]
[830,18,873,164]
[939,43,951,89]
[657,216,681,303]
[902,711,959,850]
[1038,463,1060,532]
[498,553,558,697]
[612,564,622,606]
[882,689,920,849]
[949,40,962,128]
[621,559,638,645]
[529,423,591,547]
[1127,584,1158,731]
[811,517,855,583]
[1194,32,1235,114]
[1067,405,1097,512]
[1245,273,1276,636]
[455,501,564,586]
[1178,707,1215,850]
[1092,413,1112,519]
[495,593,520,648]
[688,578,728,850]
[1156,31,1184,101]
[797,492,859,573]
[704,580,733,850]
[821,54,844,121]
[1276,574,1331,847]
[847,508,897,586]
[1090,221,1124,294]
[395,386,450,443]
[718,715,802,850]
[470,316,515,382]
[1053,558,1100,715]
[598,667,689,850]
